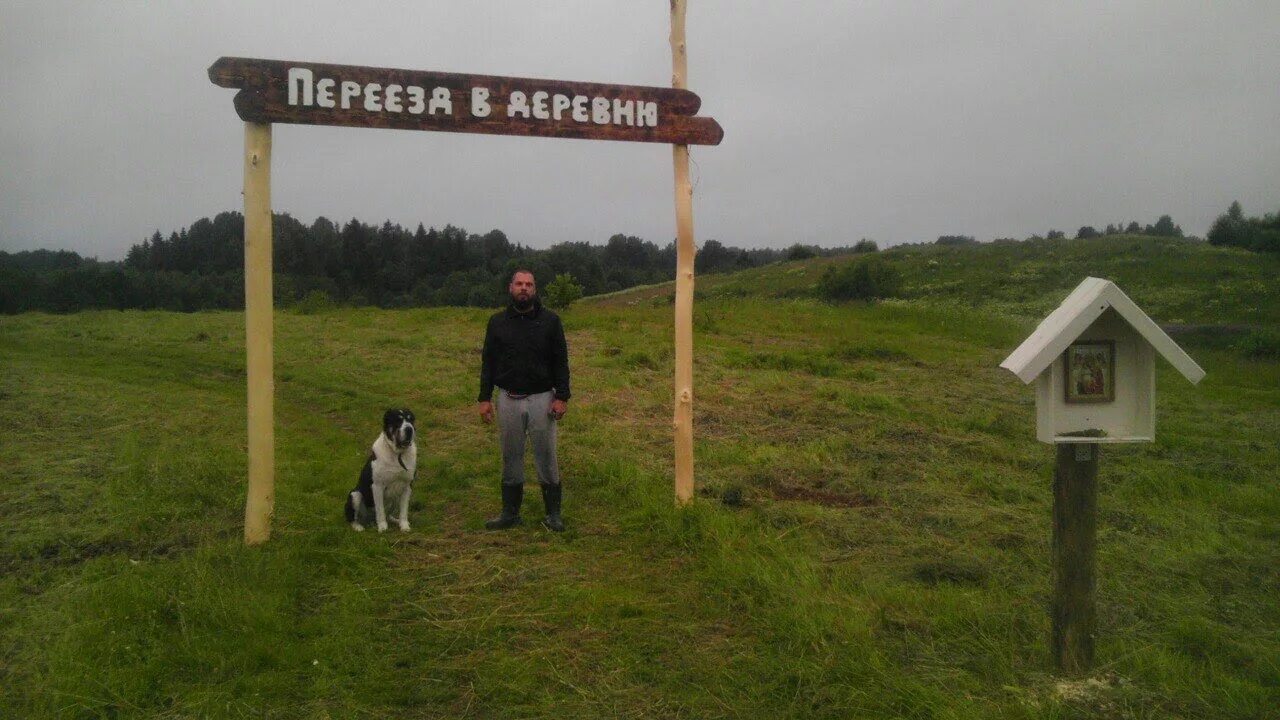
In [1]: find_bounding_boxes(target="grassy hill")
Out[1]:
[2,236,1277,718]
[595,235,1280,330]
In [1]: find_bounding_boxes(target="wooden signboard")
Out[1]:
[208,57,723,146]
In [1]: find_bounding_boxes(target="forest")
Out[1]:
[0,212,851,313]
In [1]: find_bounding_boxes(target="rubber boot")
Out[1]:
[485,483,524,530]
[540,483,565,532]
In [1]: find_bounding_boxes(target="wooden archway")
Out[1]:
[209,2,722,543]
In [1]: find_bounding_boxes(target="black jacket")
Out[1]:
[478,299,571,402]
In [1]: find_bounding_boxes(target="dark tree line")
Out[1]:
[1036,215,1184,242]
[2,212,857,314]
[1207,201,1280,253]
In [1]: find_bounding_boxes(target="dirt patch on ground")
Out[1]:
[1,535,201,574]
[772,485,879,508]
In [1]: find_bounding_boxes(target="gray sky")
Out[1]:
[2,1,1278,260]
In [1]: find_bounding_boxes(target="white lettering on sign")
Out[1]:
[363,83,382,112]
[612,99,635,126]
[552,94,571,120]
[429,87,452,116]
[316,79,335,108]
[531,91,550,120]
[283,67,661,128]
[384,84,403,113]
[340,81,360,110]
[508,91,530,119]
[637,101,657,127]
[591,97,611,125]
[288,67,313,106]
[407,86,425,114]
[471,87,491,117]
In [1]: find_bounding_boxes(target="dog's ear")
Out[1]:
[383,409,399,432]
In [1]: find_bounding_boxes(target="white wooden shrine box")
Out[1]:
[1000,277,1205,444]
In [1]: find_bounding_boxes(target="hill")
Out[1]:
[595,234,1280,329]
[1,236,1277,717]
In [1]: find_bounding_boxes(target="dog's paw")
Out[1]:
[350,522,365,532]
[397,520,411,532]
[377,522,389,533]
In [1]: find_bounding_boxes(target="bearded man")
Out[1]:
[477,269,571,532]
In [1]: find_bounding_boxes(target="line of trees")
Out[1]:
[2,212,860,314]
[1031,215,1185,242]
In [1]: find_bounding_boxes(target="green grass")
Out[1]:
[2,237,1278,718]
[597,235,1280,330]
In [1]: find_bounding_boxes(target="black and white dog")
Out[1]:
[345,409,418,532]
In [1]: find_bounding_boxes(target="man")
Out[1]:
[477,269,571,532]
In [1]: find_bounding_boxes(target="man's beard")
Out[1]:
[510,292,535,310]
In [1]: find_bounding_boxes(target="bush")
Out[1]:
[1237,330,1280,360]
[820,258,904,301]
[544,272,584,309]
[293,290,334,314]
[853,238,879,253]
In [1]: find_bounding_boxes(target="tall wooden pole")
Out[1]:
[243,122,275,544]
[670,0,695,505]
[1052,442,1098,673]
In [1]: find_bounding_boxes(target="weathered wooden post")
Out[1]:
[1052,441,1098,672]
[208,47,723,541]
[242,121,274,545]
[1000,277,1204,673]
[671,0,695,505]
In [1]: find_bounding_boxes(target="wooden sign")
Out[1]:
[208,57,724,146]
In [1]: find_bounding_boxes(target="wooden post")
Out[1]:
[670,0,695,505]
[1052,442,1098,673]
[243,121,274,545]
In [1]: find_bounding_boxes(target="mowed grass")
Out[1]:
[2,246,1279,717]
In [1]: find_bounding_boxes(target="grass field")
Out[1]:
[2,237,1277,718]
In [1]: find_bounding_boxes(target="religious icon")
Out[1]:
[1064,341,1115,403]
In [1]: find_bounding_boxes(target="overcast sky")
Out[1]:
[2,1,1278,259]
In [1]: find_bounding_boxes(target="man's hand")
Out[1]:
[549,399,567,420]
[478,401,494,423]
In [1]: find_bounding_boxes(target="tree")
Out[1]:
[1046,229,1066,240]
[853,238,879,253]
[1208,201,1247,247]
[1207,201,1280,252]
[695,239,735,273]
[786,244,816,260]
[1076,226,1100,239]
[544,273,584,309]
[1151,215,1182,237]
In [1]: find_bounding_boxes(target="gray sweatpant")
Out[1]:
[497,389,560,486]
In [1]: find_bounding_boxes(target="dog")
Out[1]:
[345,409,417,532]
